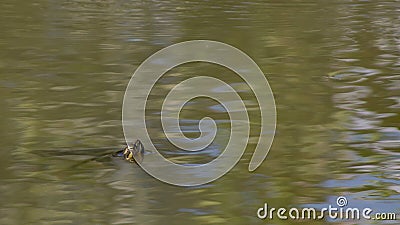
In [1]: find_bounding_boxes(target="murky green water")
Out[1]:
[0,0,399,224]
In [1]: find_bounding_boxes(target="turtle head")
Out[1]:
[124,140,145,163]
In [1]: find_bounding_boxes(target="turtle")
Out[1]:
[112,140,145,163]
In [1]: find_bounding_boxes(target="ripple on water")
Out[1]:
[328,66,381,83]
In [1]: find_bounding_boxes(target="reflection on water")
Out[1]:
[0,0,399,224]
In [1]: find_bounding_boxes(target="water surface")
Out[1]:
[0,0,399,224]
